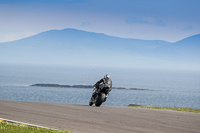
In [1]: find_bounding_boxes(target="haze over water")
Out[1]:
[0,64,199,109]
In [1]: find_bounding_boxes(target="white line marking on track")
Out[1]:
[0,117,58,130]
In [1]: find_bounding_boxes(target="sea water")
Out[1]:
[0,64,199,109]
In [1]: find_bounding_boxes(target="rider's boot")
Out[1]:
[104,93,109,102]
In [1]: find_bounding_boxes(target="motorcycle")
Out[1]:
[89,84,108,107]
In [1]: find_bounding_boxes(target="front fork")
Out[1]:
[90,87,98,103]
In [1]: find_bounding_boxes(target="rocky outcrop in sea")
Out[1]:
[30,83,151,91]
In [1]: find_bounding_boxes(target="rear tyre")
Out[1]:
[95,93,105,107]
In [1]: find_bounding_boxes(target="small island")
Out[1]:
[30,84,93,88]
[30,83,151,91]
[129,88,150,91]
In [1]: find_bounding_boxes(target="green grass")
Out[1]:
[129,106,200,113]
[0,121,71,133]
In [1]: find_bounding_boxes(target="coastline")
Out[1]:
[128,105,200,113]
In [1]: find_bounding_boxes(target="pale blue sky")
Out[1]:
[0,0,200,43]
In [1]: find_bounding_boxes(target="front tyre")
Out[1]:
[89,97,94,106]
[89,101,93,106]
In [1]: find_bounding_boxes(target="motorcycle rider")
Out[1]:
[89,74,112,106]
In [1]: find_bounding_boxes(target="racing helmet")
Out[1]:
[104,74,110,79]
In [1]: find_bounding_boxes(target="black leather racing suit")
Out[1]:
[92,77,112,99]
[95,78,112,94]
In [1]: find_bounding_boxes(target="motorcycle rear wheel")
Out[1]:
[95,93,105,107]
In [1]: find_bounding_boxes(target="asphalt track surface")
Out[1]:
[0,100,199,133]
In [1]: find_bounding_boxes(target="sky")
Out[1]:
[0,0,200,43]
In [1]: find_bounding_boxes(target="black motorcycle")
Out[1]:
[89,84,108,107]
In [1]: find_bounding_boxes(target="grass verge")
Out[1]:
[0,121,71,133]
[129,106,200,113]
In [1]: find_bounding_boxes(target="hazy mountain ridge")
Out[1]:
[175,34,200,46]
[0,28,199,69]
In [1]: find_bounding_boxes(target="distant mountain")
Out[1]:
[172,34,200,63]
[175,34,200,46]
[0,28,199,69]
